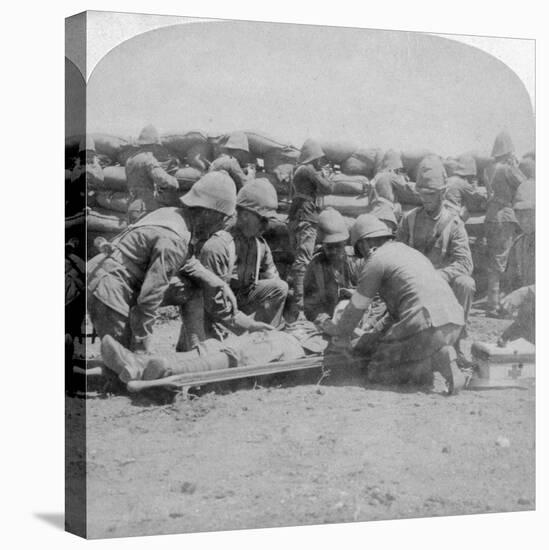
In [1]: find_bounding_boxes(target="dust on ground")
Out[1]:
[72,306,535,539]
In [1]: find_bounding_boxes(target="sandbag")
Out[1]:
[173,166,204,192]
[319,140,359,164]
[65,134,130,167]
[263,147,300,172]
[243,131,290,156]
[95,191,130,213]
[161,131,209,161]
[401,149,435,181]
[330,173,369,196]
[341,148,383,178]
[86,208,128,233]
[102,166,128,192]
[322,195,370,218]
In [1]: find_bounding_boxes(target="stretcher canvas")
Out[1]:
[65,10,535,540]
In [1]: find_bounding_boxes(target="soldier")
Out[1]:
[321,214,466,394]
[303,208,364,323]
[209,131,254,190]
[199,178,289,338]
[444,154,485,219]
[125,124,180,223]
[485,131,526,315]
[288,138,334,318]
[396,155,475,366]
[87,173,238,358]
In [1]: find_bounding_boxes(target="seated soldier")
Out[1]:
[198,179,289,339]
[396,155,475,366]
[321,214,466,394]
[303,208,364,324]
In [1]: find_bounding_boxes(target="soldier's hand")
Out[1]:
[248,321,275,332]
[220,284,238,316]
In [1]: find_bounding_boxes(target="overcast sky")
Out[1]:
[84,20,534,157]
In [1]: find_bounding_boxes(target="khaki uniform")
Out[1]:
[353,241,464,383]
[87,207,194,352]
[303,247,364,322]
[125,150,179,221]
[199,228,288,337]
[288,164,334,309]
[396,206,475,322]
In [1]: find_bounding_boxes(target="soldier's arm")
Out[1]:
[146,155,179,190]
[228,158,249,190]
[259,241,279,280]
[439,221,474,281]
[312,170,334,196]
[129,237,188,350]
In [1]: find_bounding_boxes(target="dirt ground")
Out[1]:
[71,305,535,539]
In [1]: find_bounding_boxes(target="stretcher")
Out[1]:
[76,353,365,397]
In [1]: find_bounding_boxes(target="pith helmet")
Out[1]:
[298,139,325,165]
[350,213,393,247]
[491,131,514,158]
[454,154,477,177]
[180,171,237,216]
[137,124,160,146]
[236,178,278,219]
[318,208,349,243]
[380,149,403,171]
[223,131,249,153]
[79,135,96,153]
[416,154,447,191]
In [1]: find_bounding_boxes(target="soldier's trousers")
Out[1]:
[288,220,318,309]
[162,276,206,352]
[358,322,463,385]
[450,274,476,323]
[485,221,517,311]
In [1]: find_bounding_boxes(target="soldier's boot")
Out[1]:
[432,345,466,395]
[289,268,306,321]
[100,335,147,383]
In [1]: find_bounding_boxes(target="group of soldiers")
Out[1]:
[66,125,535,395]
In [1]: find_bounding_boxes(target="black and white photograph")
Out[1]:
[61,6,538,542]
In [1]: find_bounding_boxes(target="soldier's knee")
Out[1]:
[269,278,289,298]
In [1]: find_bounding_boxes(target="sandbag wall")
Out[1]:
[66,131,493,266]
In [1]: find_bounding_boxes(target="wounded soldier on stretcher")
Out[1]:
[100,298,392,386]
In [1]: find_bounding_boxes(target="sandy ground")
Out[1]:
[69,306,535,539]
